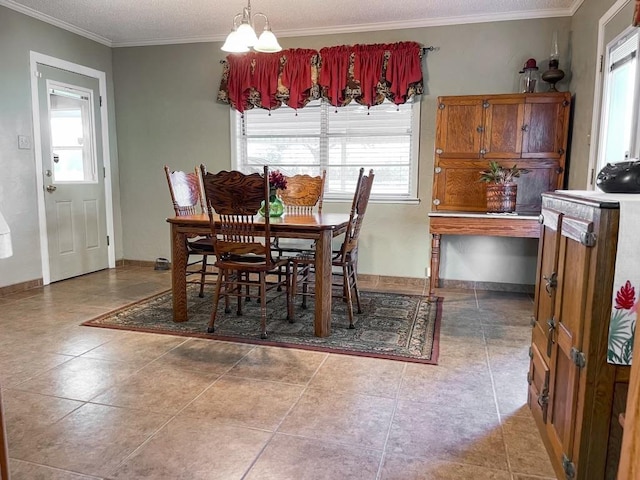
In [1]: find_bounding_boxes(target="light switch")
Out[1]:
[18,135,32,150]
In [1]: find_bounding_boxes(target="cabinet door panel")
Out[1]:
[546,216,593,476]
[529,342,551,424]
[436,98,484,158]
[483,98,524,158]
[515,160,561,212]
[431,158,487,211]
[522,95,570,159]
[533,207,562,364]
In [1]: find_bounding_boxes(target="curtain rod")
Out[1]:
[422,46,435,53]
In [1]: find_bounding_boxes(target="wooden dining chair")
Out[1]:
[164,165,216,297]
[200,165,292,339]
[290,168,375,328]
[273,171,326,285]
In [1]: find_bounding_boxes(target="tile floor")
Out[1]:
[0,266,556,479]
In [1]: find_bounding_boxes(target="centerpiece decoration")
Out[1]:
[479,161,530,213]
[259,169,287,217]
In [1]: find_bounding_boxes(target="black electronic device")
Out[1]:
[596,160,640,193]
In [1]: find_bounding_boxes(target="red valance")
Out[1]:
[218,41,424,113]
[634,0,640,27]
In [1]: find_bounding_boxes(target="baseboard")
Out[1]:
[358,274,427,289]
[0,278,43,297]
[119,259,157,268]
[439,278,535,294]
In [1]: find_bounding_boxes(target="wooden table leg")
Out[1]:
[171,225,188,323]
[314,229,332,337]
[429,233,441,300]
[0,387,9,480]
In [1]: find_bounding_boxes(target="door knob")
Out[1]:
[46,185,57,193]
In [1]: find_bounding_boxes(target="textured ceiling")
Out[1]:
[2,0,581,47]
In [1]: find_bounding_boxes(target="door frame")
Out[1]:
[30,51,115,284]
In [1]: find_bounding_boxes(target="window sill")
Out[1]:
[324,197,421,206]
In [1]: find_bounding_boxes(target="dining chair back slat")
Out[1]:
[278,171,326,215]
[199,165,291,339]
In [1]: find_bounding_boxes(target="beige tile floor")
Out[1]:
[0,266,556,479]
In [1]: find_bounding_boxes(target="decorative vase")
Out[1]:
[258,195,284,217]
[486,183,517,213]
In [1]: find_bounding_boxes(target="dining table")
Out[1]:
[166,212,351,337]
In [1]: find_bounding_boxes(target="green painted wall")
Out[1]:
[113,17,571,283]
[0,6,120,288]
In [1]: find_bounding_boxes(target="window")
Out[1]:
[47,83,97,183]
[232,99,420,202]
[597,29,640,173]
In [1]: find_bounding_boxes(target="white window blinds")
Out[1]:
[232,99,420,202]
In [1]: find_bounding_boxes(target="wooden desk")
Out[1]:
[428,211,541,298]
[167,213,350,337]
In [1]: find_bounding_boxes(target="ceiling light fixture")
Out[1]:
[221,0,282,54]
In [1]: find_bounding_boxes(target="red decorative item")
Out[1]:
[281,49,317,110]
[615,280,636,310]
[268,170,287,191]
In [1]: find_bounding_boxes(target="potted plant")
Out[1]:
[479,161,530,213]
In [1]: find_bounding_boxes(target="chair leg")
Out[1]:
[285,261,292,322]
[342,263,355,329]
[349,262,363,314]
[198,255,207,298]
[208,270,225,333]
[237,271,244,316]
[301,264,309,310]
[223,271,231,313]
[259,271,268,339]
[289,260,298,322]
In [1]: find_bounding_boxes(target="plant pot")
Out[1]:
[486,183,517,213]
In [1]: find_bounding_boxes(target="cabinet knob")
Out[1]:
[480,148,487,155]
[558,148,565,155]
[434,167,442,174]
[433,199,441,206]
[538,214,544,224]
[439,103,445,110]
[476,126,484,133]
[435,148,443,155]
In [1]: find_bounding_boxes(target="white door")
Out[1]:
[37,64,108,282]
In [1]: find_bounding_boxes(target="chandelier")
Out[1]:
[221,0,282,53]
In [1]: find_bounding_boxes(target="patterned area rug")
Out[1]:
[82,287,442,364]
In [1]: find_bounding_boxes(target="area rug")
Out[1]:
[82,287,442,364]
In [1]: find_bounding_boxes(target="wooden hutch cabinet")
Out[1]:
[432,92,571,213]
[529,192,629,480]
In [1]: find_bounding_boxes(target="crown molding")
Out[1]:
[570,0,587,15]
[269,7,573,40]
[0,0,113,46]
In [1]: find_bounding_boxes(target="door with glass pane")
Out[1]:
[37,64,108,282]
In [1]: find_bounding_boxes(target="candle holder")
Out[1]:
[542,31,565,91]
